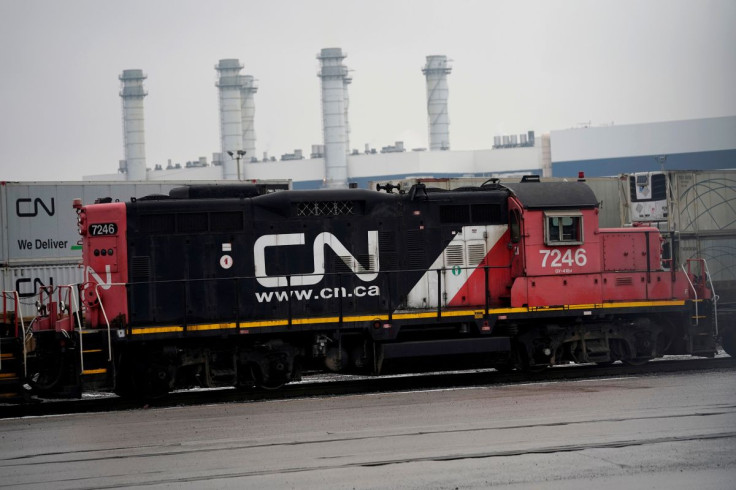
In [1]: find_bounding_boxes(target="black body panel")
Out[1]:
[125,186,512,327]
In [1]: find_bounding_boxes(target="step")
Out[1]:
[0,373,19,385]
[82,368,108,375]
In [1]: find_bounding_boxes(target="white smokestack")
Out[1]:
[216,59,244,180]
[240,75,258,164]
[343,73,352,156]
[318,48,349,188]
[119,69,148,180]
[422,55,452,151]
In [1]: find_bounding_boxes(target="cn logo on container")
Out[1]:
[16,198,55,217]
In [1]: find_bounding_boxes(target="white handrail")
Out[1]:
[702,259,719,336]
[64,285,85,373]
[1,291,27,376]
[94,283,127,362]
[681,264,698,325]
[18,292,27,377]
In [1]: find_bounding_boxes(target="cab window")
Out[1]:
[544,212,583,246]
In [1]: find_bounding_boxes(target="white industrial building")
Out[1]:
[91,51,735,189]
[550,116,736,177]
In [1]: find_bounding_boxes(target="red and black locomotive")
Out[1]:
[6,177,722,398]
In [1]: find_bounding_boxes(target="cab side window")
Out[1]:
[544,212,583,246]
[509,211,521,243]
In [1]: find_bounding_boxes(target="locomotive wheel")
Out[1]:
[27,350,65,393]
[324,347,350,372]
[493,362,516,373]
[519,346,547,374]
[115,356,172,400]
[595,361,615,367]
[255,370,287,390]
[142,364,173,399]
[622,357,650,367]
[252,361,289,390]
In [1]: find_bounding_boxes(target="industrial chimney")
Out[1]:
[119,69,148,180]
[422,55,452,151]
[240,75,258,162]
[318,48,350,188]
[216,59,244,179]
[343,73,352,156]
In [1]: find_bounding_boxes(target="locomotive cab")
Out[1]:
[505,179,602,307]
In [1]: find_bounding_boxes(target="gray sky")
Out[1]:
[1,0,734,182]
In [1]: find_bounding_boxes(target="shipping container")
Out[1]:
[1,263,82,320]
[0,180,289,266]
[622,170,736,233]
[669,170,736,234]
[623,170,736,303]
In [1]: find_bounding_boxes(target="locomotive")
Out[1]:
[1,177,722,399]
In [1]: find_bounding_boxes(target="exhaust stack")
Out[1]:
[422,55,452,151]
[119,69,148,180]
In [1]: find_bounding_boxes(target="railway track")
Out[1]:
[1,355,734,419]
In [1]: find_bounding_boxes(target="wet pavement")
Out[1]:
[1,369,735,489]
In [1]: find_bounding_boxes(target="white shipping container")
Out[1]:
[678,234,736,302]
[0,180,289,265]
[1,263,83,320]
[670,170,736,234]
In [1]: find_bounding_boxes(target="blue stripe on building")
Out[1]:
[553,149,736,177]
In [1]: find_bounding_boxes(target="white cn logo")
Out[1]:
[254,231,379,288]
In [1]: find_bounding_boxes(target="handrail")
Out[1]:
[702,259,719,336]
[681,263,698,325]
[94,283,127,362]
[54,284,85,373]
[1,291,27,376]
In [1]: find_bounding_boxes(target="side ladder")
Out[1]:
[683,259,717,356]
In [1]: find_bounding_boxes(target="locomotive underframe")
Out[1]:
[10,296,717,400]
[90,300,713,397]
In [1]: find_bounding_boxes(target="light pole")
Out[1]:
[227,150,246,181]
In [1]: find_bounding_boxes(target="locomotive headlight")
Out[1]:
[543,348,552,356]
[76,210,88,235]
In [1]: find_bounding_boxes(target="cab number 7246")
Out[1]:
[89,223,118,236]
[539,248,587,267]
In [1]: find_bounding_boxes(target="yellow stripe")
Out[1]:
[0,353,15,359]
[83,349,103,354]
[187,322,237,332]
[82,368,107,375]
[0,373,18,380]
[128,299,690,335]
[131,326,184,335]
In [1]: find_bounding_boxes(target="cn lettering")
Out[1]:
[254,231,379,288]
[16,197,55,217]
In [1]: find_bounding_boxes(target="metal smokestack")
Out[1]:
[422,55,452,151]
[344,73,352,156]
[240,75,258,163]
[317,48,349,188]
[216,59,244,180]
[119,69,148,180]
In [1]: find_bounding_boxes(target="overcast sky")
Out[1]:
[1,0,734,182]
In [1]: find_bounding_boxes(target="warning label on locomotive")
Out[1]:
[255,285,380,303]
